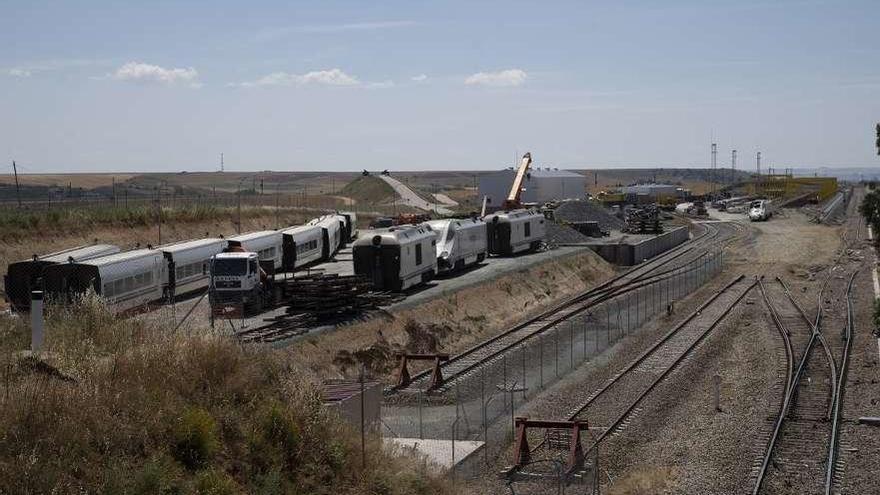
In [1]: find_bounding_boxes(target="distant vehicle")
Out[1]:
[748,200,773,221]
[484,209,546,256]
[352,224,437,291]
[426,218,488,273]
[4,243,120,312]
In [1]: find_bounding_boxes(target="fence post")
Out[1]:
[583,315,587,359]
[481,367,488,465]
[418,383,424,440]
[554,327,559,378]
[31,290,44,352]
[569,319,574,368]
[521,344,527,400]
[539,334,544,389]
[359,366,366,469]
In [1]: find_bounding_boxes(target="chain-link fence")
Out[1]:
[378,248,724,492]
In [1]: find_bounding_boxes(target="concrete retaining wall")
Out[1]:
[588,226,689,266]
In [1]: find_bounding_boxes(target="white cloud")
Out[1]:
[465,69,528,87]
[112,62,200,86]
[238,68,361,87]
[411,74,428,82]
[8,68,31,77]
[366,80,395,89]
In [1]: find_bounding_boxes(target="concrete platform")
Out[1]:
[384,437,484,472]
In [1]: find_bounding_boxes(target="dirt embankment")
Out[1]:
[287,249,615,380]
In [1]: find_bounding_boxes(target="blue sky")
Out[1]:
[2,0,879,172]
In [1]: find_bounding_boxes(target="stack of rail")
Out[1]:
[280,274,403,320]
[622,205,662,234]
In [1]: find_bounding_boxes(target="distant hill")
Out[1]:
[340,175,396,205]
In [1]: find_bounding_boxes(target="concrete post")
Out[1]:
[31,290,44,352]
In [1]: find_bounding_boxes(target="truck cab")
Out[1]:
[209,252,263,312]
[748,200,770,222]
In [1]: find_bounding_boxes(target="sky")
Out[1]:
[1,0,879,173]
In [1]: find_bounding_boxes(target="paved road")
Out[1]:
[432,193,459,206]
[378,175,454,215]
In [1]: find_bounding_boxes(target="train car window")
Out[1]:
[202,263,207,275]
[415,244,422,265]
[114,279,124,294]
[525,221,531,237]
[145,271,153,284]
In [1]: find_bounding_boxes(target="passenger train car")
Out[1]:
[426,218,488,273]
[4,244,120,311]
[339,211,358,242]
[280,225,324,270]
[159,238,227,297]
[226,231,284,272]
[308,215,343,260]
[43,249,167,313]
[484,209,546,256]
[352,224,437,291]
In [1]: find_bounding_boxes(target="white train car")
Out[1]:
[339,211,358,242]
[43,249,166,313]
[226,231,284,272]
[4,243,120,312]
[308,215,343,260]
[484,209,546,256]
[426,218,488,273]
[159,238,226,297]
[352,225,437,291]
[281,225,324,271]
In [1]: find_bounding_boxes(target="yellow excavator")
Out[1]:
[501,152,533,210]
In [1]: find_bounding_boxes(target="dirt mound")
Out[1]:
[553,199,625,231]
[340,175,396,205]
[546,222,592,244]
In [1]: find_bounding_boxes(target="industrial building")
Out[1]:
[479,168,585,209]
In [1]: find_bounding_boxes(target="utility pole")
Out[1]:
[711,143,717,199]
[756,151,762,176]
[12,160,22,208]
[731,150,737,185]
[220,153,224,172]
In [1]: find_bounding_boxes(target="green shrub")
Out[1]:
[171,407,219,469]
[131,457,183,495]
[193,468,240,495]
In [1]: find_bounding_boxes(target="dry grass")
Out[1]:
[289,250,614,380]
[0,174,136,188]
[605,466,678,494]
[0,294,451,494]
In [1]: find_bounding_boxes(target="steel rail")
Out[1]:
[824,270,858,495]
[758,279,794,415]
[564,274,746,419]
[777,276,838,418]
[397,251,724,392]
[392,222,720,390]
[575,277,757,456]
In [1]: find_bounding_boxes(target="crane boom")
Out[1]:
[503,152,532,210]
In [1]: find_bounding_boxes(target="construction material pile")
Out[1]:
[551,199,625,231]
[281,273,403,319]
[623,205,663,234]
[546,222,592,244]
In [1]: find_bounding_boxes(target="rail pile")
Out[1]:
[622,205,662,234]
[280,273,404,319]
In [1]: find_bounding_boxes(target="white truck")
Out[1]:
[209,251,280,315]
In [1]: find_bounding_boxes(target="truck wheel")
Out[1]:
[454,259,465,271]
[477,253,486,263]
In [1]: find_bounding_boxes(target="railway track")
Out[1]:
[394,222,741,392]
[564,275,756,451]
[752,187,865,494]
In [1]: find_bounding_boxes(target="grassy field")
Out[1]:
[0,296,450,494]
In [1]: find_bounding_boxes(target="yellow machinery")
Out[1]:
[596,190,625,205]
[502,152,533,210]
[747,175,838,202]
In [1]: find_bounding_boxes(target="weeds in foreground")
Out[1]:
[0,296,450,494]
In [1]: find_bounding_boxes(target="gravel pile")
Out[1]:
[553,199,625,231]
[546,222,592,244]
